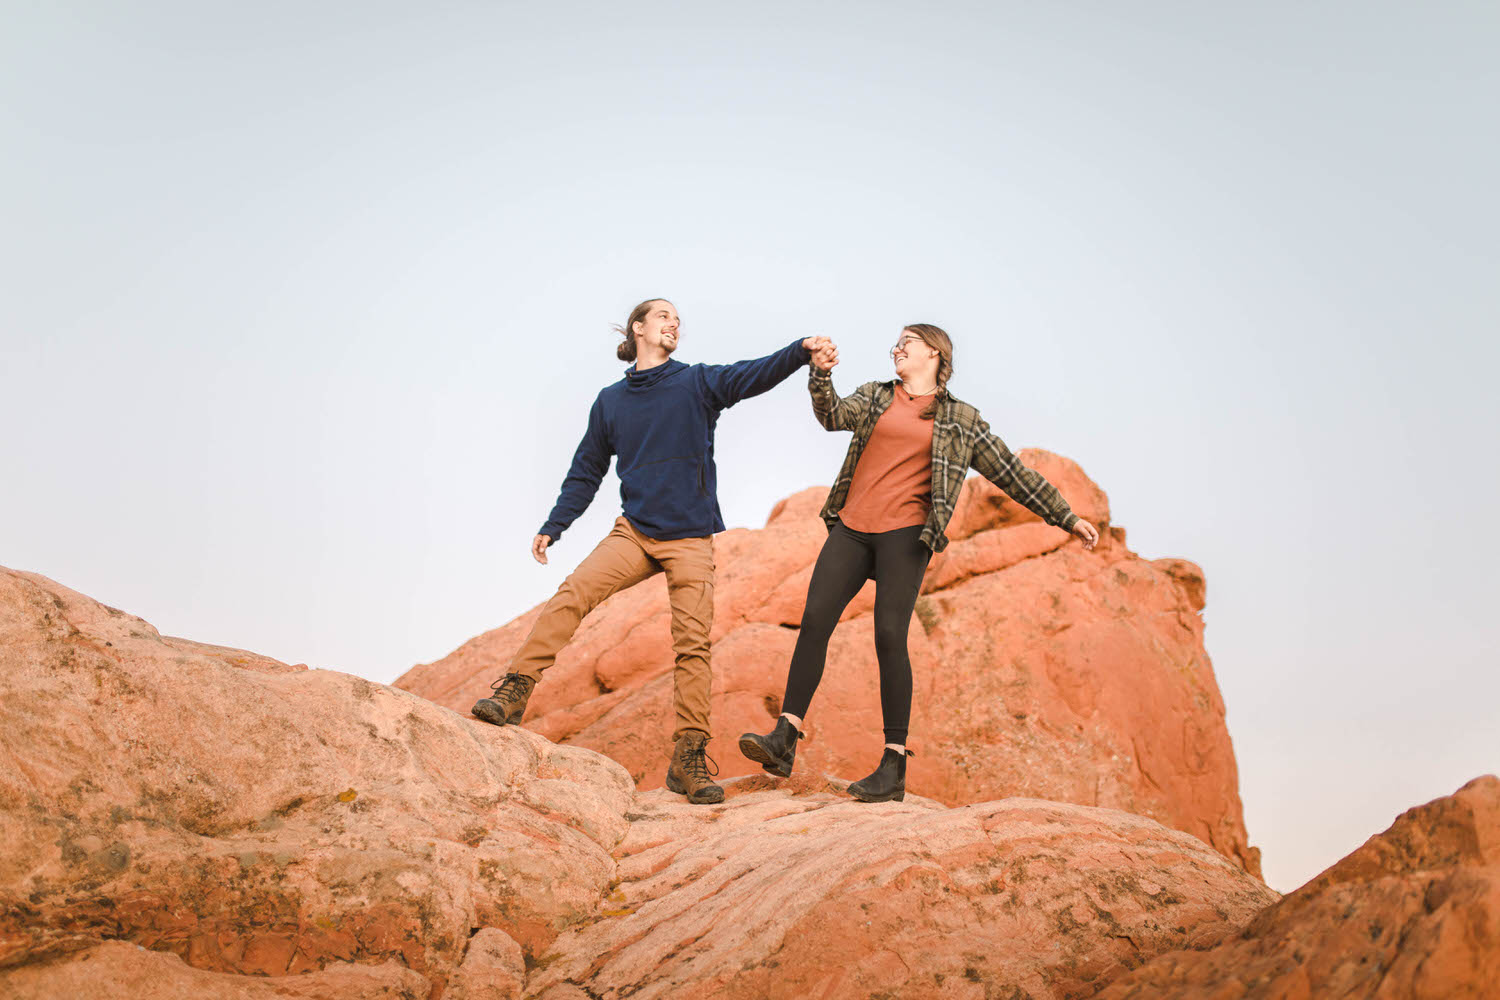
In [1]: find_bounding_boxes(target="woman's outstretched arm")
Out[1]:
[969,415,1098,548]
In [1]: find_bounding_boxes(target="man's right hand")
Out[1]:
[803,336,839,372]
[531,534,551,564]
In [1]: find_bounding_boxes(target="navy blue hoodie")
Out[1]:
[540,339,812,543]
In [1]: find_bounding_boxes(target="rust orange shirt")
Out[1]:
[837,384,935,533]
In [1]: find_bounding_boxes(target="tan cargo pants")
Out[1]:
[510,516,715,741]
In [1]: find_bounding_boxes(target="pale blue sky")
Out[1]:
[3,2,1496,891]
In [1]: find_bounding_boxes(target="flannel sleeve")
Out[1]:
[808,368,873,431]
[968,417,1079,532]
[538,395,613,542]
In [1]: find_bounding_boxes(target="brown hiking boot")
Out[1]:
[471,673,536,727]
[665,731,725,804]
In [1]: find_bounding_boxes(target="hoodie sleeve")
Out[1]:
[696,338,813,411]
[538,395,613,543]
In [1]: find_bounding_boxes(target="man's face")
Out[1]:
[633,301,680,354]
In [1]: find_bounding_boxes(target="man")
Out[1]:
[473,297,836,804]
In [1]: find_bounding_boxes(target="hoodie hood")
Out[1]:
[624,357,687,390]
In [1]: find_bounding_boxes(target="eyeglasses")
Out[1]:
[890,336,924,359]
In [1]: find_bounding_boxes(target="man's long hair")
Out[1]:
[613,298,669,362]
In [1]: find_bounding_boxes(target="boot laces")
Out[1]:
[684,739,719,781]
[490,672,532,701]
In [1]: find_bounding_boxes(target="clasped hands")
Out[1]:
[800,336,840,372]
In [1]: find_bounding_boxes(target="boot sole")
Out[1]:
[848,787,906,803]
[737,735,793,778]
[664,772,725,804]
[471,700,520,727]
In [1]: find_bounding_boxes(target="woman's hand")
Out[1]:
[803,336,840,371]
[1070,520,1099,551]
[531,534,551,564]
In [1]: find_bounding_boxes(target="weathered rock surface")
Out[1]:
[1097,774,1500,999]
[1,940,428,999]
[2,565,1275,1000]
[398,453,1260,875]
[528,784,1279,1000]
[5,566,1494,1000]
[0,566,633,998]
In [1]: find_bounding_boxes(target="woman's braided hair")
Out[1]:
[902,323,953,420]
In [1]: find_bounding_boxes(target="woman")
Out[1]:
[739,325,1098,802]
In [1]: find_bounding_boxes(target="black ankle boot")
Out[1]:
[848,747,913,802]
[737,716,805,778]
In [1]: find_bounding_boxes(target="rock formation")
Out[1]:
[0,567,630,997]
[1095,774,1500,999]
[0,566,1273,998]
[4,566,1494,998]
[1,941,429,1000]
[398,453,1260,875]
[525,785,1276,1000]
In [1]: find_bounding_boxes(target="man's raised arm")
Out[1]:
[697,338,828,410]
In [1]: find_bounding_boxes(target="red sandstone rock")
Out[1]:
[944,447,1111,542]
[527,786,1278,1000]
[1096,775,1500,999]
[446,927,525,1000]
[398,454,1259,875]
[0,567,632,997]
[5,566,1492,1000]
[0,941,428,999]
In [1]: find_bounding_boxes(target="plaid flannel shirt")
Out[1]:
[809,367,1079,552]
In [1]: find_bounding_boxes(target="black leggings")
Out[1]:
[781,519,933,744]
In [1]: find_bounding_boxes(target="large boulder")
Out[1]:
[0,567,634,996]
[526,783,1278,1000]
[2,565,1273,1000]
[398,452,1259,875]
[6,566,1493,1000]
[1096,774,1500,999]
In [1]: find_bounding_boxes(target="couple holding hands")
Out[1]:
[473,298,1098,804]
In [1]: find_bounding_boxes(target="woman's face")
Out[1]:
[891,330,938,380]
